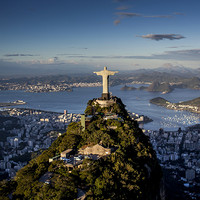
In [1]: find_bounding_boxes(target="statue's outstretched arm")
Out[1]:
[108,71,118,75]
[94,71,103,76]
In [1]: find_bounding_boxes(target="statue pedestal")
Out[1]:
[101,93,110,100]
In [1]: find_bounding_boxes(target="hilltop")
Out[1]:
[0,97,162,200]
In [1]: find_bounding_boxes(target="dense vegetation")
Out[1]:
[177,97,200,107]
[149,97,169,106]
[0,98,162,199]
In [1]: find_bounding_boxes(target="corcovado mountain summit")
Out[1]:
[0,67,163,200]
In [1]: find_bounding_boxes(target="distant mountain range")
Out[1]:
[1,66,200,92]
[121,76,200,93]
[1,64,200,78]
[117,65,200,84]
[154,65,200,76]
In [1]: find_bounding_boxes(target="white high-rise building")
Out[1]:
[14,138,19,147]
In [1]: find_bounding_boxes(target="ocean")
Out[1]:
[0,85,199,131]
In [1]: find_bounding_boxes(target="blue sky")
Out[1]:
[1,0,200,75]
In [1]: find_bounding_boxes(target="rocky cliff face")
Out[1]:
[147,81,173,93]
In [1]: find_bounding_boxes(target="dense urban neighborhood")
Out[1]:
[144,126,200,199]
[0,108,81,179]
[0,82,102,93]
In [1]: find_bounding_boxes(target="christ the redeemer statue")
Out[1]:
[94,67,118,100]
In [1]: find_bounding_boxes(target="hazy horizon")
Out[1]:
[1,0,200,76]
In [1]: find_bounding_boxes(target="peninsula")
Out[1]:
[150,97,200,113]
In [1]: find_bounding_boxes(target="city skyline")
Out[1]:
[1,0,200,75]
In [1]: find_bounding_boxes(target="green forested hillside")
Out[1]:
[0,97,162,200]
[177,97,200,107]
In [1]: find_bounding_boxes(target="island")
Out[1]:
[150,97,200,113]
[120,85,136,91]
[146,81,173,93]
[121,81,173,93]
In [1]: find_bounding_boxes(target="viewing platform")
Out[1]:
[94,96,117,108]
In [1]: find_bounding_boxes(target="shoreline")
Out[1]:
[0,107,64,115]
[0,101,26,107]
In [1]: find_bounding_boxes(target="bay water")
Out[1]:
[0,85,199,131]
